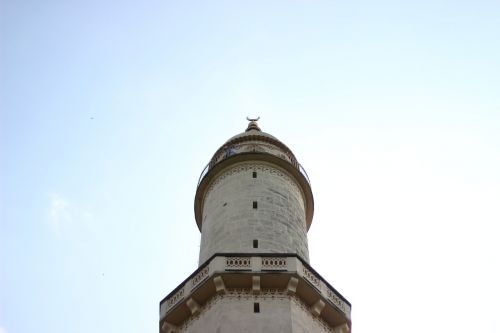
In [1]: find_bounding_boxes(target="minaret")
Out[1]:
[160,119,351,333]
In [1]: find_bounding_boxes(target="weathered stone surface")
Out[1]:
[160,123,351,333]
[199,162,309,264]
[180,292,332,333]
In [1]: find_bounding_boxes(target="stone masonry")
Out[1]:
[160,120,351,333]
[199,162,309,264]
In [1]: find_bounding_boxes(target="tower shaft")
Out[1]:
[199,162,309,263]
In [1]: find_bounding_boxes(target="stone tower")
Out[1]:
[160,120,351,333]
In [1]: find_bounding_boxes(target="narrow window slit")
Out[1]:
[254,302,260,313]
[253,201,258,209]
[252,171,257,178]
[253,239,258,248]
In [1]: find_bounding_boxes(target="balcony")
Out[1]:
[197,143,311,187]
[159,254,351,333]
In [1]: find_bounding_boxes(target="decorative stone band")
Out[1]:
[176,290,335,333]
[327,289,350,316]
[225,257,251,270]
[190,266,209,291]
[224,256,290,271]
[302,266,321,289]
[165,287,184,310]
[197,141,311,189]
[203,162,304,206]
[210,142,298,169]
[261,257,287,270]
[160,254,351,322]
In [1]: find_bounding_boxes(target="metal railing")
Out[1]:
[298,163,311,184]
[197,155,311,187]
[197,162,210,186]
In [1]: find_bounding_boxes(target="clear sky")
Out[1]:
[1,1,499,332]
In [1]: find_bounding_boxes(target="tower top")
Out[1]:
[194,121,314,232]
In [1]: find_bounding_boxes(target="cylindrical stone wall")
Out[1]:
[198,162,309,264]
[181,291,333,333]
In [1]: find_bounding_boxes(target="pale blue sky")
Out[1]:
[1,1,500,332]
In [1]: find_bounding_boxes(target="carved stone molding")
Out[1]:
[166,287,184,309]
[302,266,320,289]
[191,266,209,290]
[225,257,251,270]
[262,257,287,270]
[204,162,304,204]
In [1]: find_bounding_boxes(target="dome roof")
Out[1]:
[225,121,279,142]
[208,120,299,169]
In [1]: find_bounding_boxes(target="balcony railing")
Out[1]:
[196,152,311,187]
[160,253,351,321]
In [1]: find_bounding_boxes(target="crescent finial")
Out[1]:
[245,116,261,132]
